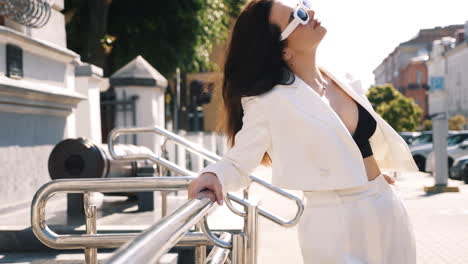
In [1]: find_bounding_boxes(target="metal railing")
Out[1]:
[30,177,215,261]
[103,184,263,264]
[106,196,217,264]
[30,178,249,263]
[106,126,304,263]
[108,126,304,227]
[31,125,305,264]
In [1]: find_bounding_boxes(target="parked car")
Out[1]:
[449,153,468,183]
[399,131,422,145]
[410,131,459,172]
[409,131,433,146]
[426,131,468,173]
[426,131,468,175]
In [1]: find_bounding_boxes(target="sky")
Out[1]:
[307,0,468,91]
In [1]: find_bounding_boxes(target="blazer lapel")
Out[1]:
[284,64,390,139]
[319,65,392,139]
[318,65,374,119]
[281,65,417,172]
[289,66,370,140]
[318,65,392,164]
[286,65,391,161]
[288,73,345,132]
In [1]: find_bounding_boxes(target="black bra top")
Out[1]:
[351,100,377,158]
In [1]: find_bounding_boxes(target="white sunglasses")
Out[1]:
[280,0,313,41]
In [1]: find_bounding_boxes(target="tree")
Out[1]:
[63,0,112,73]
[421,119,432,130]
[366,84,423,132]
[63,0,247,76]
[449,114,466,130]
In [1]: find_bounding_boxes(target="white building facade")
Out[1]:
[427,22,468,120]
[0,0,105,206]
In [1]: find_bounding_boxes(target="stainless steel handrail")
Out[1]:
[31,125,305,263]
[206,232,232,264]
[106,190,259,263]
[106,197,217,264]
[108,126,304,227]
[30,177,213,250]
[108,127,198,177]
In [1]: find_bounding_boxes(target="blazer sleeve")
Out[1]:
[197,96,271,198]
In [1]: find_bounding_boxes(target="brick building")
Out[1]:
[399,55,430,120]
[373,24,464,89]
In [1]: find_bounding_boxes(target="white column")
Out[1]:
[115,85,165,155]
[75,63,106,143]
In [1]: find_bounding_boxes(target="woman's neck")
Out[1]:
[290,50,327,92]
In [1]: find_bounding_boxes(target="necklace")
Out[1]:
[314,77,329,97]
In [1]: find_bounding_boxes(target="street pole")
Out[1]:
[425,55,458,193]
[432,112,448,185]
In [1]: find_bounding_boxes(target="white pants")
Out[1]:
[297,173,417,264]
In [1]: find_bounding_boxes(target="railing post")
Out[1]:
[160,165,169,217]
[195,221,207,264]
[84,192,98,264]
[231,233,247,264]
[245,202,259,264]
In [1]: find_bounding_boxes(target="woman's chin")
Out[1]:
[316,24,326,32]
[310,34,326,48]
[317,26,327,38]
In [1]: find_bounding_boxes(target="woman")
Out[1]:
[188,0,418,263]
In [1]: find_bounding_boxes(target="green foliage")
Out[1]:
[365,84,398,109]
[64,0,247,76]
[366,84,423,132]
[63,0,86,55]
[449,114,466,130]
[107,0,247,76]
[421,119,432,130]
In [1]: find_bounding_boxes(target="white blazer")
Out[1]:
[198,65,419,197]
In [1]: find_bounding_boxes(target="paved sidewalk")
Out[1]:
[397,172,468,264]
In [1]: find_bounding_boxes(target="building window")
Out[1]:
[6,44,23,79]
[416,71,422,84]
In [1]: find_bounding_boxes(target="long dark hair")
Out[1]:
[216,0,294,167]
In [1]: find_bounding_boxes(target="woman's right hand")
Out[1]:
[188,172,224,206]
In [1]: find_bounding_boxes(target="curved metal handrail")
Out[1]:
[108,128,196,177]
[30,177,218,250]
[247,176,304,227]
[201,215,232,250]
[201,189,304,250]
[205,232,231,264]
[108,126,304,227]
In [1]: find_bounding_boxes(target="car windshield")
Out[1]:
[447,134,468,146]
[411,134,432,145]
